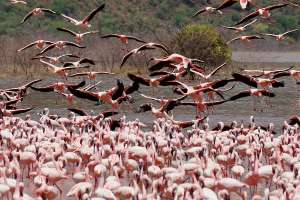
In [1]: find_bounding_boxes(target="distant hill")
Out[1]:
[0,0,299,40]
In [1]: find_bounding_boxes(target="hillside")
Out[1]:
[0,0,299,40]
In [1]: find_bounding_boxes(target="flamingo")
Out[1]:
[235,3,288,25]
[259,29,299,41]
[227,35,264,44]
[38,60,90,78]
[68,71,115,81]
[20,8,56,24]
[57,27,99,43]
[17,40,54,52]
[10,0,27,5]
[31,54,79,64]
[221,19,257,32]
[101,34,146,44]
[37,40,86,55]
[63,58,96,68]
[193,7,222,17]
[61,4,105,28]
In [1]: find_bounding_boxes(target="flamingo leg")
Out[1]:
[54,183,63,196]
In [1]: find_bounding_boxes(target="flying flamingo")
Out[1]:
[57,27,99,43]
[31,54,79,64]
[101,34,146,44]
[216,0,252,10]
[235,3,288,25]
[20,8,56,24]
[193,6,222,17]
[30,81,86,93]
[232,73,285,88]
[10,0,27,5]
[17,40,54,52]
[38,60,90,78]
[63,58,96,68]
[242,66,294,78]
[221,19,257,32]
[37,40,86,55]
[226,35,264,44]
[68,71,115,81]
[61,4,105,28]
[259,29,299,41]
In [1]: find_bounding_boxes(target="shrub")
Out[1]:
[170,24,231,66]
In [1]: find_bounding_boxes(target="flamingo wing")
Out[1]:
[66,80,86,89]
[127,73,150,86]
[266,3,288,10]
[226,37,242,44]
[79,58,96,65]
[148,61,173,72]
[272,71,291,78]
[61,14,79,24]
[153,43,170,54]
[68,72,88,77]
[64,41,86,48]
[149,71,171,77]
[235,10,259,26]
[83,3,105,23]
[37,44,56,55]
[247,35,264,40]
[204,100,229,106]
[125,81,140,95]
[228,90,251,101]
[232,73,258,87]
[127,36,146,43]
[41,8,57,14]
[17,41,38,52]
[68,88,99,102]
[216,0,238,10]
[111,80,125,100]
[30,85,56,92]
[210,79,235,89]
[20,10,34,24]
[261,90,275,97]
[136,103,152,113]
[282,29,299,36]
[10,107,34,115]
[220,25,239,31]
[120,50,136,68]
[68,108,88,116]
[100,34,121,39]
[57,27,77,36]
[193,8,207,17]
[101,111,119,118]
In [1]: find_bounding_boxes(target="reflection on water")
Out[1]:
[1,74,299,132]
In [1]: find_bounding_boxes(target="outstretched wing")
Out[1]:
[193,8,207,17]
[127,36,146,43]
[235,10,259,26]
[127,73,150,86]
[20,10,34,24]
[57,27,77,36]
[83,3,105,23]
[232,73,257,87]
[10,107,34,115]
[68,108,88,116]
[68,88,99,102]
[228,90,251,101]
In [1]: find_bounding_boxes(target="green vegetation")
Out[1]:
[171,24,231,65]
[0,0,299,39]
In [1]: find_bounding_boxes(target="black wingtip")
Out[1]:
[272,81,285,88]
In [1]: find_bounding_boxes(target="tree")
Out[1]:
[170,24,231,66]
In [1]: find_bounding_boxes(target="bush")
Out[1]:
[170,24,231,66]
